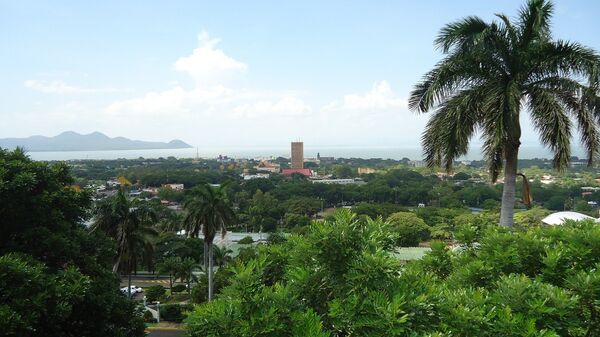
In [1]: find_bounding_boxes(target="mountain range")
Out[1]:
[0,131,192,152]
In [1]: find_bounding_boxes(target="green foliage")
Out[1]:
[145,285,166,302]
[387,212,431,247]
[514,207,551,227]
[160,303,193,323]
[267,232,288,244]
[185,207,600,337]
[191,267,235,304]
[238,236,254,244]
[142,310,156,323]
[171,284,187,293]
[0,148,144,337]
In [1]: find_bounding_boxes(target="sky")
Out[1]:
[1,0,600,150]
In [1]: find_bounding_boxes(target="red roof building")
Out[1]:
[281,168,312,177]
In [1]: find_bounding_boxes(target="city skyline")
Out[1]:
[2,1,600,150]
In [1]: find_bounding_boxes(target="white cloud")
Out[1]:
[231,96,312,119]
[106,31,308,119]
[174,31,247,84]
[24,79,118,94]
[105,85,233,115]
[323,81,406,112]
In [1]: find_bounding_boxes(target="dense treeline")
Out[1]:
[186,210,600,336]
[0,149,145,337]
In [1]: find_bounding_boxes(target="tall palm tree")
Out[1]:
[409,0,600,227]
[183,183,235,300]
[92,189,157,298]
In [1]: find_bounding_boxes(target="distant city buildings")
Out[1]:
[255,161,281,173]
[291,142,304,169]
[162,183,184,191]
[242,173,270,180]
[410,160,426,168]
[311,178,365,185]
[317,152,335,164]
[357,167,376,175]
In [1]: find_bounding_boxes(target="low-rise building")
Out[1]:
[358,167,376,175]
[311,178,365,185]
[282,168,312,177]
[255,161,281,173]
[242,173,270,180]
[162,183,184,191]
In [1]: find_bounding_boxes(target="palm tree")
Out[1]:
[183,183,235,300]
[212,245,233,267]
[157,256,181,294]
[409,0,600,227]
[174,257,201,296]
[92,189,157,298]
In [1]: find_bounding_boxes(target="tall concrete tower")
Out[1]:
[291,142,304,169]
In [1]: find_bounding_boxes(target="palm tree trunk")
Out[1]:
[208,242,214,301]
[113,255,121,273]
[203,240,208,271]
[128,261,132,299]
[500,146,519,227]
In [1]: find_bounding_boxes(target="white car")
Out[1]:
[120,285,143,296]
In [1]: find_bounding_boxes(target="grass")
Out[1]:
[394,247,431,261]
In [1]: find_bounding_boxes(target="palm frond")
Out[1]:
[435,16,490,53]
[528,87,572,170]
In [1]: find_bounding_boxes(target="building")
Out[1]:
[357,167,376,175]
[255,161,281,173]
[409,160,426,168]
[242,173,270,180]
[162,183,184,191]
[317,152,335,164]
[282,168,312,177]
[291,142,304,169]
[311,178,365,185]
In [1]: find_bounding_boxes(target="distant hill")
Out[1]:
[0,131,192,152]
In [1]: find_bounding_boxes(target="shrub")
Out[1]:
[171,284,187,293]
[238,236,254,244]
[387,212,431,247]
[267,232,287,244]
[160,304,193,323]
[145,285,166,303]
[191,267,234,304]
[142,310,156,323]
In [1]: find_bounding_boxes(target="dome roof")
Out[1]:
[541,211,598,226]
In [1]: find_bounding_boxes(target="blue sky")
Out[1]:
[1,0,599,149]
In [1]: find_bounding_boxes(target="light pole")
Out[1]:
[156,301,160,323]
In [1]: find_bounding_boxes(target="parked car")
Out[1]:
[120,285,143,296]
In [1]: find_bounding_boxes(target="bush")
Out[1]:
[145,285,166,303]
[267,232,287,244]
[238,236,254,244]
[160,304,193,323]
[171,284,187,293]
[142,310,156,323]
[191,267,234,304]
[387,212,431,247]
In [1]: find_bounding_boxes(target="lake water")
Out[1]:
[26,145,584,161]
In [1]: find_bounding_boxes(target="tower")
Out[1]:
[291,142,304,169]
